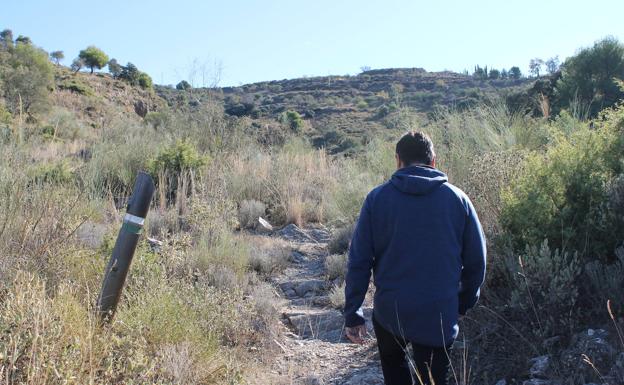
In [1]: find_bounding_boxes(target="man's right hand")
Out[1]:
[345,324,367,344]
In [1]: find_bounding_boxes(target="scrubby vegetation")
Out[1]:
[0,28,623,384]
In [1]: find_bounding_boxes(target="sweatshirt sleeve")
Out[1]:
[458,198,487,315]
[344,194,375,327]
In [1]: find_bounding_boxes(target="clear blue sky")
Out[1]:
[3,0,623,87]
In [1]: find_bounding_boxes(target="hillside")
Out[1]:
[156,68,535,152]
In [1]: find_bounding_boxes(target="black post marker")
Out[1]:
[97,171,155,322]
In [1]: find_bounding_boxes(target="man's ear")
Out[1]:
[431,157,436,168]
[395,153,402,169]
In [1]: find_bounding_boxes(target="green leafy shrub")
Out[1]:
[355,98,368,110]
[137,72,153,89]
[279,110,303,132]
[149,140,208,204]
[500,107,624,260]
[150,140,207,176]
[0,102,11,125]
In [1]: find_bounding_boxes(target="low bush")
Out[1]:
[279,110,304,132]
[225,138,335,226]
[238,199,266,229]
[508,240,582,338]
[246,236,290,276]
[28,159,73,184]
[57,77,95,96]
[325,253,347,281]
[328,224,354,254]
[329,282,346,309]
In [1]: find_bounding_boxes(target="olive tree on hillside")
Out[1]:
[78,45,109,73]
[545,56,560,74]
[555,37,624,117]
[71,58,85,73]
[50,50,64,65]
[509,66,522,79]
[0,29,13,49]
[176,80,191,90]
[15,35,31,45]
[108,58,122,78]
[529,58,544,77]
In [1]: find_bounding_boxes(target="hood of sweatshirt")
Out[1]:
[390,165,448,195]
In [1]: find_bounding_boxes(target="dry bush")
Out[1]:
[224,138,337,226]
[238,199,266,229]
[246,278,283,342]
[328,224,354,254]
[462,150,526,238]
[325,253,348,281]
[0,148,95,280]
[246,236,290,276]
[329,282,346,309]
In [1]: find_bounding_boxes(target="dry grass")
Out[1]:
[238,199,266,229]
[329,282,346,309]
[246,235,291,276]
[325,253,348,281]
[224,139,337,226]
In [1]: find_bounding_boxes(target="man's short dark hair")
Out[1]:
[396,131,435,165]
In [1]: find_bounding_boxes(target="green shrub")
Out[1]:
[137,72,153,89]
[57,77,95,96]
[0,102,12,124]
[29,160,73,184]
[355,98,368,110]
[149,140,208,176]
[501,107,624,259]
[279,110,303,132]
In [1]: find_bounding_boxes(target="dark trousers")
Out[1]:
[373,316,452,385]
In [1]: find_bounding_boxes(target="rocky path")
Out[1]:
[267,224,384,385]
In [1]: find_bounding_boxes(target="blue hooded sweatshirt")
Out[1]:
[344,165,487,347]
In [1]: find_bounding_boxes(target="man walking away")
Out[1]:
[343,132,487,385]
